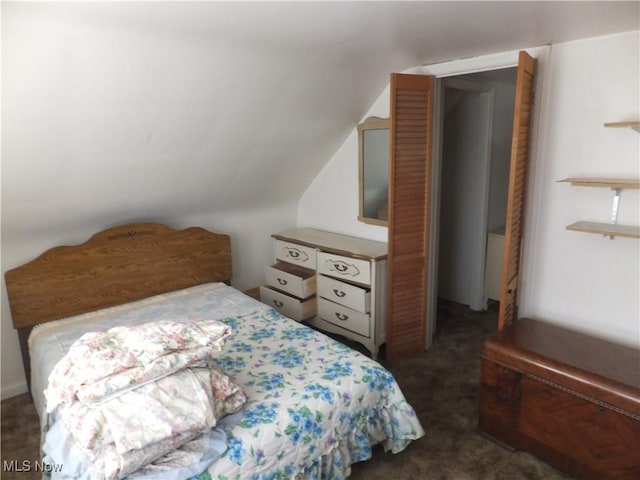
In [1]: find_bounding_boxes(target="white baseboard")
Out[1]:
[1,381,28,400]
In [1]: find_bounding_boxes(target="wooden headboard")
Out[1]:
[4,222,232,388]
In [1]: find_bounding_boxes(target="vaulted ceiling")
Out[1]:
[3,1,639,234]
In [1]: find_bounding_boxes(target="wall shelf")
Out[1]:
[603,121,640,133]
[559,177,640,239]
[558,178,639,189]
[566,221,640,239]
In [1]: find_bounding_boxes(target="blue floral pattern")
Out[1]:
[238,402,279,429]
[195,306,425,479]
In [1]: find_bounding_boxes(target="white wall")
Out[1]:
[0,2,365,399]
[297,86,390,244]
[521,31,640,345]
[299,31,640,347]
[468,69,517,232]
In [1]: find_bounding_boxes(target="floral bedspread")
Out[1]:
[199,308,425,480]
[30,284,425,480]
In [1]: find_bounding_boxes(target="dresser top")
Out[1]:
[272,228,387,261]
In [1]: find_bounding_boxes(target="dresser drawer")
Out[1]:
[275,240,317,269]
[317,274,370,313]
[317,252,371,286]
[265,262,316,299]
[318,298,370,338]
[259,286,316,322]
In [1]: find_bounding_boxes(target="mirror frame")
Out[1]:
[358,116,390,226]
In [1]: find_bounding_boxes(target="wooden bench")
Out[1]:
[479,318,640,479]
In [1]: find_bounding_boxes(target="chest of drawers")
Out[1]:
[259,228,387,359]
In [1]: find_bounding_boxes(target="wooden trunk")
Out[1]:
[479,318,640,479]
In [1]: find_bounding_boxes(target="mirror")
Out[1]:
[358,116,390,225]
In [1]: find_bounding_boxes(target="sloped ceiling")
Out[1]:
[2,1,639,236]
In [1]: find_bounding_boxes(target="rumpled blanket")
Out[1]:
[44,319,247,480]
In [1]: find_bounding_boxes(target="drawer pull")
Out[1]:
[335,312,349,321]
[284,247,309,262]
[333,289,346,298]
[273,300,284,308]
[325,259,360,277]
[277,278,288,286]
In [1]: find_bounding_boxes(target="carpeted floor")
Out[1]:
[1,300,572,480]
[348,300,572,480]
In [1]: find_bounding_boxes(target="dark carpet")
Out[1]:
[1,300,572,479]
[349,300,571,479]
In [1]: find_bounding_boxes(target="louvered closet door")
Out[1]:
[386,73,434,361]
[498,51,537,330]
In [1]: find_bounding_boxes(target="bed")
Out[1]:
[5,223,424,480]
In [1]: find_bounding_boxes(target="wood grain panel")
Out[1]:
[478,359,523,447]
[498,51,536,329]
[386,73,433,361]
[5,223,232,329]
[520,375,640,479]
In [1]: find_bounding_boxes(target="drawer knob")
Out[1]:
[277,278,288,286]
[335,312,349,321]
[273,300,284,308]
[333,289,346,297]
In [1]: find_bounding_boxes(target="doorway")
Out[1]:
[436,68,517,318]
[386,51,537,360]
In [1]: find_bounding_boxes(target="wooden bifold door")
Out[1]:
[385,73,433,361]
